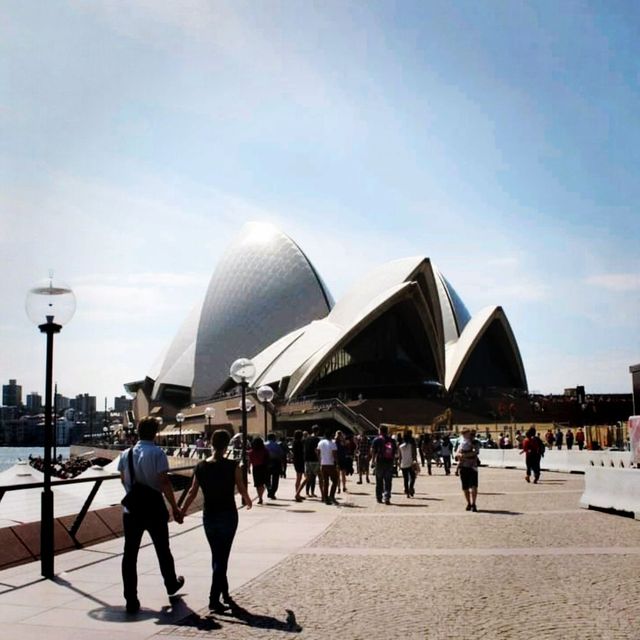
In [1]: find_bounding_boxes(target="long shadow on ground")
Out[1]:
[173,605,302,633]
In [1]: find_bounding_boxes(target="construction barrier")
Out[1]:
[580,467,640,519]
[478,449,632,473]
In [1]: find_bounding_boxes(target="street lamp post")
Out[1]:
[204,406,214,434]
[229,358,256,493]
[26,275,76,579]
[256,385,274,438]
[176,412,185,451]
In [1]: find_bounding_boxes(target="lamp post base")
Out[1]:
[41,489,54,578]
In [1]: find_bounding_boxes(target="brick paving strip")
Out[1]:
[157,468,640,640]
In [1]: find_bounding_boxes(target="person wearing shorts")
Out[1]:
[455,428,480,512]
[304,425,321,497]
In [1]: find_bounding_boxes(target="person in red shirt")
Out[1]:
[576,427,586,450]
[520,426,545,483]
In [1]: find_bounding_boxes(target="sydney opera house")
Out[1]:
[126,223,528,437]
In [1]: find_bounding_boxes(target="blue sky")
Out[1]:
[1,0,638,404]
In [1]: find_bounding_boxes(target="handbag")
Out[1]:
[121,448,167,517]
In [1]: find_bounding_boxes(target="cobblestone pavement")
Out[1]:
[158,468,640,640]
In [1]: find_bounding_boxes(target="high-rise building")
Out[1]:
[114,396,132,412]
[26,392,43,412]
[2,379,22,407]
[72,393,96,416]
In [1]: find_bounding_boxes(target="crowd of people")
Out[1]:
[240,425,479,509]
[28,453,94,478]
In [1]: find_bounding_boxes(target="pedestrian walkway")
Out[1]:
[0,467,638,639]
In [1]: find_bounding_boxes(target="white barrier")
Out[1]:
[478,449,632,473]
[580,467,640,519]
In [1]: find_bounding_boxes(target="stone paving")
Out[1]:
[158,468,640,640]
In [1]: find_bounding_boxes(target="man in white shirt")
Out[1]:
[118,416,184,614]
[316,430,338,505]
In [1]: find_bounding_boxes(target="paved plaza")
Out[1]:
[0,466,639,639]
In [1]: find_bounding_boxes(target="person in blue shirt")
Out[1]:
[118,416,185,614]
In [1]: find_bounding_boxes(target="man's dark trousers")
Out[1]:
[122,508,179,602]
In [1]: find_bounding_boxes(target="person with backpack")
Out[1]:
[118,416,185,614]
[520,426,545,484]
[371,425,397,505]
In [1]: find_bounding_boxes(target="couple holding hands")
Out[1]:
[119,418,251,615]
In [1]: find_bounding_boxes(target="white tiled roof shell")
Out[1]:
[252,257,473,396]
[178,223,334,401]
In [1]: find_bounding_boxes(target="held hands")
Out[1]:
[172,506,184,524]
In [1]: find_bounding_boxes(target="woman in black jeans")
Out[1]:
[181,429,252,612]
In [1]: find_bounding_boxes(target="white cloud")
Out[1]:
[585,273,640,292]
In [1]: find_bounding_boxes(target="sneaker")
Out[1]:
[168,576,185,596]
[208,600,228,614]
[222,593,238,609]
[126,598,140,614]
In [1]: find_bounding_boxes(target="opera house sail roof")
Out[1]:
[140,222,527,407]
[151,223,334,403]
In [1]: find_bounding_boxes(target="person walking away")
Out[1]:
[292,430,307,502]
[345,433,356,482]
[278,436,289,478]
[265,433,283,499]
[576,427,585,450]
[304,425,322,497]
[440,435,453,475]
[555,428,564,451]
[421,433,435,475]
[195,434,205,459]
[181,429,252,613]
[418,433,426,467]
[371,425,397,505]
[520,427,545,483]
[118,416,185,614]
[398,429,418,497]
[335,430,350,492]
[248,436,269,504]
[455,428,480,512]
[317,430,338,505]
[566,429,574,450]
[545,429,554,450]
[356,434,371,484]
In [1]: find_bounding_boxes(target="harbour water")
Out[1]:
[0,446,70,473]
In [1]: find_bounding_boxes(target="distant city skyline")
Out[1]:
[1,378,130,413]
[2,1,639,401]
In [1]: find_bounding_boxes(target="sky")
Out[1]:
[1,0,639,406]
